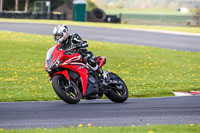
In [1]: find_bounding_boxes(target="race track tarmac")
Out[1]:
[0,96,200,129]
[0,22,200,52]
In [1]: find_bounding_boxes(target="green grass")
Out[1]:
[0,18,200,34]
[0,31,200,102]
[121,14,192,23]
[1,124,200,133]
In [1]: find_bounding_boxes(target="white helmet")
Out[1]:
[53,24,69,44]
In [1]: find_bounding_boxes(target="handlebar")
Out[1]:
[64,47,77,52]
[64,47,78,55]
[64,42,86,54]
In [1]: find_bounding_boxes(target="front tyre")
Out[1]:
[52,75,82,104]
[105,72,128,103]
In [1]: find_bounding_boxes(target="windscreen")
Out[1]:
[46,45,56,61]
[46,45,57,68]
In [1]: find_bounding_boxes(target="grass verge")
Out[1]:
[1,124,200,133]
[0,18,200,34]
[0,31,199,102]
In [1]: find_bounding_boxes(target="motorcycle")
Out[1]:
[45,44,128,104]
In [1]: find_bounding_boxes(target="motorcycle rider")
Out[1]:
[53,24,110,83]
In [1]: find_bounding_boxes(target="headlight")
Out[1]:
[46,68,52,73]
[51,57,60,69]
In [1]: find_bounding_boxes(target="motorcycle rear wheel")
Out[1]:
[105,72,128,103]
[52,75,82,104]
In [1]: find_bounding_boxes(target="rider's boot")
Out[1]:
[102,71,110,82]
[98,67,110,84]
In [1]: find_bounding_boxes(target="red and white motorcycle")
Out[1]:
[45,44,128,104]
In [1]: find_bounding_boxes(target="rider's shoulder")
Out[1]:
[71,33,81,38]
[71,33,82,42]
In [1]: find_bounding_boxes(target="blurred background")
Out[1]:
[0,0,200,26]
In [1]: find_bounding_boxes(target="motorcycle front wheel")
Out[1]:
[52,75,82,104]
[105,72,128,103]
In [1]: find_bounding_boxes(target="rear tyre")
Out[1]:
[105,72,128,103]
[52,75,82,104]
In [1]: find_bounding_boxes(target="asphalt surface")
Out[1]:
[0,22,200,52]
[0,96,200,129]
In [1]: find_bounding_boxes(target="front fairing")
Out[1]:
[45,44,62,70]
[45,45,90,96]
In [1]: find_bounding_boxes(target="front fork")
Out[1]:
[49,70,73,93]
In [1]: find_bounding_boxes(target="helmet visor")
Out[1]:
[55,35,62,40]
[54,33,63,41]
